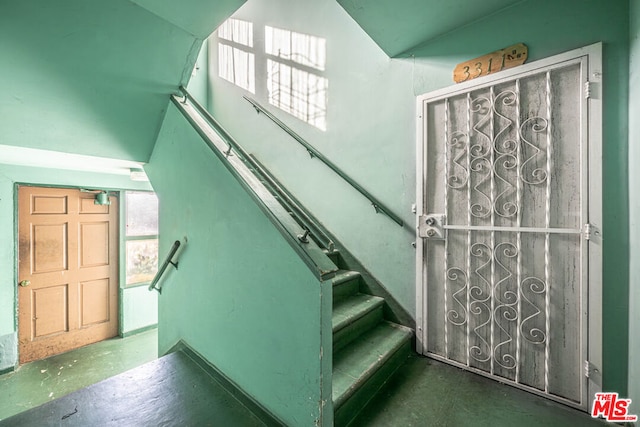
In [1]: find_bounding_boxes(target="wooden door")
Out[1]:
[18,186,119,363]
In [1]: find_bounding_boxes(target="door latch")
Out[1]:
[418,214,446,239]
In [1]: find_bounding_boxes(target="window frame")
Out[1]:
[123,191,159,288]
[217,18,256,94]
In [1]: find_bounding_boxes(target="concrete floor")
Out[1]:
[1,329,612,426]
[0,328,158,421]
[354,353,609,427]
[1,350,272,427]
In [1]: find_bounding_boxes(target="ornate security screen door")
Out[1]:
[415,44,602,409]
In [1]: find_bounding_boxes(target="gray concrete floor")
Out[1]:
[1,350,269,427]
[353,353,609,427]
[1,329,614,426]
[0,328,158,421]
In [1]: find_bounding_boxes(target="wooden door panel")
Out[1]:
[32,285,69,337]
[31,194,68,215]
[32,223,69,274]
[18,186,118,363]
[79,222,110,268]
[80,279,111,327]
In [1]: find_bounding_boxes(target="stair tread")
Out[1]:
[332,322,412,407]
[332,294,384,332]
[332,270,360,285]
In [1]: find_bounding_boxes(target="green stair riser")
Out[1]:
[332,294,384,332]
[332,274,361,302]
[332,323,412,406]
[324,250,341,266]
[333,304,384,354]
[334,339,412,427]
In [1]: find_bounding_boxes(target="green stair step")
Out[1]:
[332,270,361,301]
[323,249,347,269]
[332,294,384,353]
[322,249,340,266]
[332,322,412,412]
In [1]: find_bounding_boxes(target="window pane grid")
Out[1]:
[125,191,159,286]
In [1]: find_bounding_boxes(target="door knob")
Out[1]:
[19,280,30,287]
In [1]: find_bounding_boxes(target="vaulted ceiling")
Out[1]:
[336,0,524,57]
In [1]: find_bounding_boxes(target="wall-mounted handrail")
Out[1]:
[149,240,181,293]
[172,89,338,281]
[249,154,335,252]
[179,88,252,162]
[243,96,404,227]
[177,86,336,253]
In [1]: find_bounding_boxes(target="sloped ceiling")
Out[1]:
[0,0,244,163]
[129,0,245,39]
[336,0,524,57]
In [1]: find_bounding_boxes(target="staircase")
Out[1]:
[174,90,413,426]
[251,159,413,426]
[327,254,413,426]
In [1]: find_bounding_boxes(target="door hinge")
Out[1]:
[584,360,599,378]
[584,223,600,240]
[584,81,591,99]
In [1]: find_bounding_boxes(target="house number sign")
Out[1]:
[453,43,528,83]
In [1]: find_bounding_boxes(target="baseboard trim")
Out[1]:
[121,324,157,338]
[165,340,285,427]
[0,366,15,376]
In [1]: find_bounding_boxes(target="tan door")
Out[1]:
[18,186,119,363]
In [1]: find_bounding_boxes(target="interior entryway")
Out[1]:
[18,186,119,364]
[416,44,602,410]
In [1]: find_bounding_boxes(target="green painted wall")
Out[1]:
[0,164,152,371]
[206,0,631,398]
[209,0,418,317]
[146,103,331,426]
[0,0,211,162]
[121,285,158,335]
[628,0,640,416]
[187,39,210,104]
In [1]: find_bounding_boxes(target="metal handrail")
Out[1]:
[243,96,404,227]
[149,240,181,293]
[177,86,337,252]
[172,89,338,281]
[179,88,252,162]
[249,154,335,252]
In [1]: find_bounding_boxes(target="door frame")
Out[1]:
[415,42,602,410]
[14,183,121,363]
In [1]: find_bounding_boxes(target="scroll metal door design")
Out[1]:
[416,45,602,409]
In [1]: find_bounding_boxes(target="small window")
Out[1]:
[265,26,328,131]
[125,191,159,286]
[217,18,255,93]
